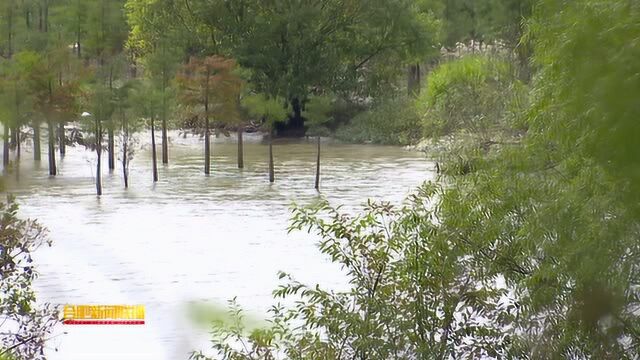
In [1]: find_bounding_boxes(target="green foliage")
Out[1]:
[195,1,640,359]
[186,299,266,332]
[335,97,422,145]
[176,0,441,101]
[193,189,511,359]
[243,94,289,131]
[441,0,534,48]
[303,96,333,137]
[418,55,523,139]
[0,196,59,360]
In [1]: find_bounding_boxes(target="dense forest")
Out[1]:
[1,0,639,359]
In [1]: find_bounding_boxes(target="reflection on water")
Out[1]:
[1,132,433,360]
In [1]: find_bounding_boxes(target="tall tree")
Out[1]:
[132,80,161,182]
[176,56,242,175]
[85,0,128,171]
[126,0,190,165]
[169,0,439,136]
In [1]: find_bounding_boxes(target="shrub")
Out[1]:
[191,187,511,360]
[0,197,59,360]
[335,97,422,145]
[417,55,523,139]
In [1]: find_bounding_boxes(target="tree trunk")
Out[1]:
[95,118,102,196]
[237,128,244,169]
[268,130,274,183]
[161,83,168,164]
[122,127,128,188]
[47,119,56,175]
[204,85,211,175]
[161,115,168,165]
[10,127,17,150]
[315,136,320,190]
[15,126,20,160]
[151,114,158,182]
[108,127,114,171]
[59,122,65,156]
[408,63,421,97]
[33,123,41,161]
[3,123,9,169]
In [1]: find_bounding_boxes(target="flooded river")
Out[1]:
[1,132,433,360]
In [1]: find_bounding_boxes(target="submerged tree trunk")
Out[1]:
[107,127,114,171]
[151,114,158,182]
[15,126,20,160]
[47,119,56,175]
[95,118,102,196]
[161,114,168,165]
[408,63,421,97]
[33,122,41,161]
[268,130,274,183]
[237,128,244,169]
[122,115,128,188]
[59,122,65,156]
[315,136,320,190]
[3,123,9,168]
[204,87,211,175]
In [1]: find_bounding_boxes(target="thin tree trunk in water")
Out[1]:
[151,114,158,182]
[59,122,65,156]
[33,123,41,161]
[237,128,244,169]
[204,117,210,175]
[107,67,115,171]
[3,123,9,168]
[268,130,274,183]
[161,83,168,164]
[95,118,102,196]
[122,115,128,188]
[47,80,55,175]
[315,136,320,190]
[161,115,168,165]
[15,127,20,160]
[108,128,114,171]
[47,120,56,175]
[204,74,211,175]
